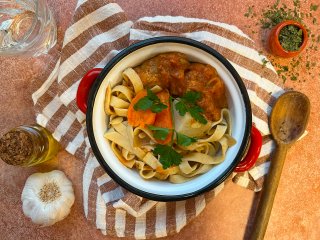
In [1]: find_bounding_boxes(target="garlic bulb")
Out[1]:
[21,170,75,226]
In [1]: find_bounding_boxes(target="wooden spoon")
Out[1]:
[250,91,310,240]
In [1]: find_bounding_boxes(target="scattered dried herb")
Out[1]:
[260,0,303,29]
[244,6,255,18]
[261,58,269,67]
[281,75,287,83]
[310,4,319,11]
[279,25,303,51]
[290,75,298,81]
[243,0,319,84]
[312,17,317,24]
[306,61,311,70]
[276,65,289,75]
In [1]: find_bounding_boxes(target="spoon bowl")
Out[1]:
[270,91,310,145]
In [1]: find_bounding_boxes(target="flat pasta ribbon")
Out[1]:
[122,68,144,94]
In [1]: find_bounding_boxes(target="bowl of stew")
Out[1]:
[77,36,261,201]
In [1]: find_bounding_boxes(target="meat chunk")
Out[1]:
[185,63,228,121]
[134,52,189,95]
[134,53,228,122]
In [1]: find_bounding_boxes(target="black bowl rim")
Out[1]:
[86,36,252,201]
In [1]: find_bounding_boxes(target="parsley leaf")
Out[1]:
[146,88,158,101]
[189,107,207,124]
[133,97,153,111]
[175,91,208,124]
[189,108,208,124]
[134,88,168,113]
[175,101,188,116]
[176,132,197,146]
[150,103,167,113]
[148,125,171,140]
[181,91,201,102]
[153,144,182,169]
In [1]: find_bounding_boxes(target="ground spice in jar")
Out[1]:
[0,125,60,167]
[279,25,303,51]
[0,130,33,166]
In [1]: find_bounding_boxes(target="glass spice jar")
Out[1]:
[0,125,60,167]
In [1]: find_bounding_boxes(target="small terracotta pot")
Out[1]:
[268,20,308,58]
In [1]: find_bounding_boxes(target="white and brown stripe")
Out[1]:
[31,0,286,238]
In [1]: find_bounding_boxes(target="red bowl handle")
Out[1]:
[76,68,103,113]
[234,125,262,172]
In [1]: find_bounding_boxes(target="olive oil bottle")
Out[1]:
[0,124,60,167]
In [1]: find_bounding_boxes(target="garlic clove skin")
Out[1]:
[21,170,75,226]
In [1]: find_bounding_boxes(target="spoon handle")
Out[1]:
[250,143,288,240]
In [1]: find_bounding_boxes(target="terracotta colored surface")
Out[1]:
[0,0,319,239]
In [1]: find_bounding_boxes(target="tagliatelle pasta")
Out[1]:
[104,54,236,183]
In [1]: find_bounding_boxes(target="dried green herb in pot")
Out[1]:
[278,25,303,51]
[244,0,319,83]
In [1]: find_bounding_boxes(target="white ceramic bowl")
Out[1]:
[86,37,252,201]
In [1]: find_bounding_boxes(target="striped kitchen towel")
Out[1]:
[31,0,284,238]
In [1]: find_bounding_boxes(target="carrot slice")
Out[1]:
[153,90,173,145]
[127,90,156,128]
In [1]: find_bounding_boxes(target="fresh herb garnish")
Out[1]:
[279,25,303,51]
[148,125,197,169]
[147,125,171,141]
[135,89,208,125]
[181,91,201,102]
[148,125,197,146]
[176,132,197,146]
[174,101,188,115]
[175,91,208,124]
[134,88,168,113]
[150,103,168,113]
[188,106,208,124]
[134,97,153,110]
[135,90,208,169]
[153,144,182,169]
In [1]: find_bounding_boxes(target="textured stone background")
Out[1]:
[0,0,319,239]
